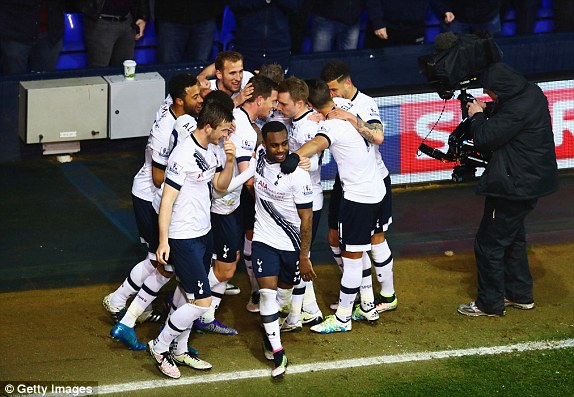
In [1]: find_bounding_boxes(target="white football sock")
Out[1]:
[287,279,305,325]
[336,256,362,322]
[120,268,171,327]
[302,280,320,314]
[110,257,155,308]
[154,302,208,353]
[244,237,259,293]
[330,245,344,272]
[372,241,395,296]
[259,288,282,352]
[359,252,375,310]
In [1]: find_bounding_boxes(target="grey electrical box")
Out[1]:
[104,72,165,139]
[19,77,108,144]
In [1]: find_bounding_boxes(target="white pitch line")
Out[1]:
[86,339,574,396]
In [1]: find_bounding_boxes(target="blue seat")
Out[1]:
[216,6,236,51]
[61,13,85,52]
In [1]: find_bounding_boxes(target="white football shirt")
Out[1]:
[231,107,258,162]
[289,109,323,211]
[153,133,220,239]
[253,153,313,251]
[350,90,389,179]
[131,103,177,202]
[316,119,385,204]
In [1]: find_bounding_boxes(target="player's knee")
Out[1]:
[371,231,386,244]
[214,261,237,281]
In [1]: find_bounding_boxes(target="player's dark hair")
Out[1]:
[277,76,309,103]
[215,50,244,72]
[305,79,332,109]
[245,75,278,103]
[203,90,234,112]
[197,101,233,130]
[259,63,285,84]
[320,59,350,83]
[261,120,287,142]
[168,73,198,101]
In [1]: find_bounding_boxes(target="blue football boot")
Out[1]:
[110,323,146,350]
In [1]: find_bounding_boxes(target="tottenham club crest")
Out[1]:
[222,245,229,259]
[257,259,263,273]
[274,173,283,186]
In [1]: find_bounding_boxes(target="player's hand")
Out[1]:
[327,107,353,123]
[198,76,212,98]
[234,82,254,107]
[299,257,316,281]
[444,12,455,23]
[224,135,236,162]
[156,241,170,265]
[298,156,311,171]
[280,153,300,174]
[308,111,324,123]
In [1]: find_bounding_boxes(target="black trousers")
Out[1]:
[474,196,538,315]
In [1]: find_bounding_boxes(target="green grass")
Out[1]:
[116,346,574,397]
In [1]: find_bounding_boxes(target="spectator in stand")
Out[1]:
[289,0,315,54]
[155,0,225,64]
[365,0,430,47]
[500,0,540,35]
[0,0,65,74]
[312,0,366,52]
[431,0,502,35]
[229,0,302,73]
[74,0,149,68]
[554,0,574,32]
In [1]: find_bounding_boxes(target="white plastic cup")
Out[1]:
[123,60,137,80]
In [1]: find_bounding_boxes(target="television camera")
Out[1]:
[417,32,502,182]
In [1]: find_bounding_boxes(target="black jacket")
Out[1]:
[470,63,558,200]
[366,0,429,30]
[0,0,65,44]
[72,0,149,20]
[155,0,225,25]
[230,0,301,53]
[431,0,500,24]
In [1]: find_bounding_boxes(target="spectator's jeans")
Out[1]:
[83,15,135,68]
[312,15,360,52]
[443,14,501,35]
[156,19,216,64]
[0,32,62,74]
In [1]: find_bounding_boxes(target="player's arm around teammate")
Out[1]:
[327,107,384,145]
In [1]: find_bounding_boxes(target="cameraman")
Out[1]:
[458,62,558,317]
